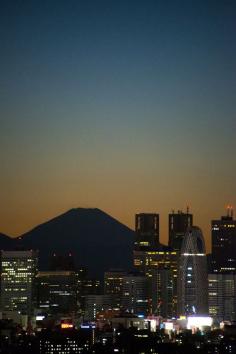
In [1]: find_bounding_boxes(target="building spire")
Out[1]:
[227,205,230,217]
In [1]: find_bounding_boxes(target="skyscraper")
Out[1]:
[150,267,176,318]
[133,248,178,317]
[0,250,38,315]
[168,209,193,251]
[211,207,236,273]
[133,213,177,317]
[177,227,208,316]
[208,273,236,322]
[122,273,149,316]
[134,213,159,250]
[104,269,127,308]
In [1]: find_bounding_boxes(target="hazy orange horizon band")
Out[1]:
[0,201,234,254]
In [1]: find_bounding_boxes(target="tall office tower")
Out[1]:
[168,209,193,251]
[150,267,176,318]
[76,267,87,311]
[0,250,38,315]
[177,227,208,316]
[104,269,127,308]
[133,248,178,317]
[134,213,159,250]
[36,271,78,316]
[208,273,236,322]
[121,273,149,316]
[211,207,236,273]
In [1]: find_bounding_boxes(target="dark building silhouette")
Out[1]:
[168,209,193,251]
[49,253,76,271]
[212,207,236,273]
[36,271,78,316]
[39,327,90,353]
[134,213,159,250]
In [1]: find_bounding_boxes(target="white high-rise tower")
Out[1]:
[177,226,208,315]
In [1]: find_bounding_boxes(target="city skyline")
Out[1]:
[1,0,236,253]
[0,205,234,254]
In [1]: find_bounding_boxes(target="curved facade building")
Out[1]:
[177,226,208,316]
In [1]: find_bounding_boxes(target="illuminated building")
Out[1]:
[211,207,236,273]
[168,209,193,251]
[81,278,102,296]
[133,213,178,317]
[111,315,152,331]
[0,250,38,315]
[36,271,77,315]
[178,227,208,316]
[187,316,213,331]
[134,249,178,317]
[150,267,176,318]
[121,273,149,316]
[208,273,236,322]
[79,277,102,315]
[104,269,127,308]
[84,294,112,321]
[134,213,159,250]
[39,328,90,354]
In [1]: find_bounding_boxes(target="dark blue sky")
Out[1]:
[1,0,236,248]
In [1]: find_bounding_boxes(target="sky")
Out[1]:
[0,0,235,251]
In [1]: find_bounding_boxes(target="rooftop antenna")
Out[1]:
[186,205,189,214]
[230,205,234,218]
[227,205,230,217]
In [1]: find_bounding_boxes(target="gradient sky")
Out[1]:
[0,0,236,251]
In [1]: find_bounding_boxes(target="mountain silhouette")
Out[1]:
[0,232,14,249]
[16,208,134,277]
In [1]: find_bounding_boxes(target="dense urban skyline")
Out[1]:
[1,1,236,252]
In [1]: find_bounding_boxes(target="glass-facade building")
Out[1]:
[178,227,208,316]
[211,211,236,273]
[134,213,159,250]
[0,250,38,314]
[168,210,193,251]
[208,273,236,322]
